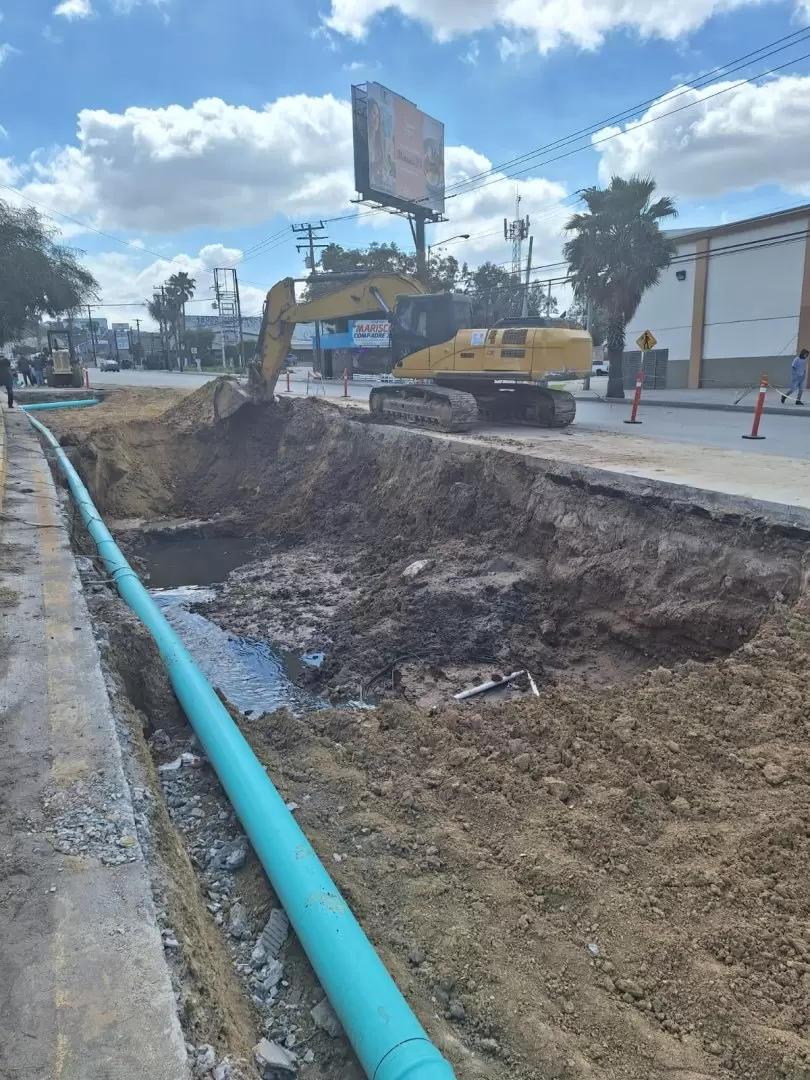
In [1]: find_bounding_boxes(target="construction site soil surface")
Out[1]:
[45,386,810,1080]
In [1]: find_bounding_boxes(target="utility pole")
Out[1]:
[86,304,98,367]
[521,236,534,319]
[292,221,328,375]
[546,280,553,316]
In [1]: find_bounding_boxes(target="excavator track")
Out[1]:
[471,384,577,428]
[369,384,479,432]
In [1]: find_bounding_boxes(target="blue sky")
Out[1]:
[2,0,810,322]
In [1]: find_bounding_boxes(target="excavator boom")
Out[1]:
[251,272,425,400]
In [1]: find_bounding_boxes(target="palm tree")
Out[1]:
[166,272,196,358]
[564,175,677,399]
[147,291,171,368]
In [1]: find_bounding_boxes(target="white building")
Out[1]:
[625,204,810,389]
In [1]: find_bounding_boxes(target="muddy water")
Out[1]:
[137,534,325,714]
[136,534,262,589]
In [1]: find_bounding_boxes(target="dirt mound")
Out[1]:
[244,602,810,1080]
[161,378,251,431]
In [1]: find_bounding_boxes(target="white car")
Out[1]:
[591,359,609,376]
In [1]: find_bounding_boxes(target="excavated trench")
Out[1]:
[46,388,810,1080]
[55,391,803,706]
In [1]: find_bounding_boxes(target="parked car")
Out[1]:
[591,359,609,376]
[100,359,120,372]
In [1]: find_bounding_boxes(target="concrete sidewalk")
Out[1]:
[576,383,810,417]
[0,406,189,1080]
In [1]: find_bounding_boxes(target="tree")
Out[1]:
[460,261,556,324]
[184,327,215,360]
[566,294,608,347]
[147,292,171,367]
[564,175,676,398]
[307,242,460,297]
[0,200,97,347]
[166,271,196,351]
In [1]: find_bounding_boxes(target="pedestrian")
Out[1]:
[0,354,14,408]
[16,354,35,386]
[32,351,46,386]
[782,348,809,405]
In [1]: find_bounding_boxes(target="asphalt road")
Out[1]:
[90,368,810,460]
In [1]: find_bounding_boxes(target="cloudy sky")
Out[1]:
[2,0,810,324]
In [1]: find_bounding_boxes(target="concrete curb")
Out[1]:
[597,395,810,418]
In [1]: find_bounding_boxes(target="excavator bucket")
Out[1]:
[163,377,253,431]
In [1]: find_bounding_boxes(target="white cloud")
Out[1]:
[0,42,18,65]
[430,145,570,266]
[83,243,269,328]
[594,75,810,200]
[324,0,778,53]
[17,95,356,233]
[461,39,479,64]
[54,0,92,18]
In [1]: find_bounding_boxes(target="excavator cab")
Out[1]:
[390,293,473,363]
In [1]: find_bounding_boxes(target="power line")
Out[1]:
[319,27,810,230]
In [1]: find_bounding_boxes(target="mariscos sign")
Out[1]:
[351,320,390,348]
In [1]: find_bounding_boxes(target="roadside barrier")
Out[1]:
[624,369,643,424]
[742,376,768,440]
[23,401,456,1080]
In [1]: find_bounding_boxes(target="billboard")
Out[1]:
[185,315,263,336]
[352,83,445,217]
[112,322,130,351]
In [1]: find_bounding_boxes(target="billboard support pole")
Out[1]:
[413,213,428,285]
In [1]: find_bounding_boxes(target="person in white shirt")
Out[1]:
[782,348,809,405]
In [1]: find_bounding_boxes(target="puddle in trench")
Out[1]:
[151,586,324,716]
[137,534,263,589]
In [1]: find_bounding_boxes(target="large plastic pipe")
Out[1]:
[21,399,100,411]
[24,408,456,1080]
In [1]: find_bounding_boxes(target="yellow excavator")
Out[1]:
[247,272,592,431]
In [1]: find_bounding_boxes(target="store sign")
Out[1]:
[351,320,390,348]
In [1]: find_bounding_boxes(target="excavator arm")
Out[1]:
[250,272,425,400]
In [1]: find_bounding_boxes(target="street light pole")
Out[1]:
[426,234,471,282]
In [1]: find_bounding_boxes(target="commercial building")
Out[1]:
[625,204,810,389]
[319,318,391,376]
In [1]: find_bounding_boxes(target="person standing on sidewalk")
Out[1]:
[0,355,14,408]
[782,348,809,404]
[16,355,34,386]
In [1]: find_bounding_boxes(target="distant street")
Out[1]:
[91,367,810,461]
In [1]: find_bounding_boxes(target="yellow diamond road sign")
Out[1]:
[636,330,657,352]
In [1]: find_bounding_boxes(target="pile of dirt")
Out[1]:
[242,601,810,1080]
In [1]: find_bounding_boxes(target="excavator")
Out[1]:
[245,271,592,432]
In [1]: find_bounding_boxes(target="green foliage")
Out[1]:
[566,294,608,347]
[308,242,459,296]
[0,200,98,347]
[308,243,554,324]
[184,327,215,355]
[460,261,557,322]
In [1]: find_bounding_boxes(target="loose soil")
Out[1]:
[46,384,810,1079]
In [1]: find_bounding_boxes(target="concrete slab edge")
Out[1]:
[354,416,810,536]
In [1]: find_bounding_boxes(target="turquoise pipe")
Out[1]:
[25,408,456,1080]
[21,399,100,411]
